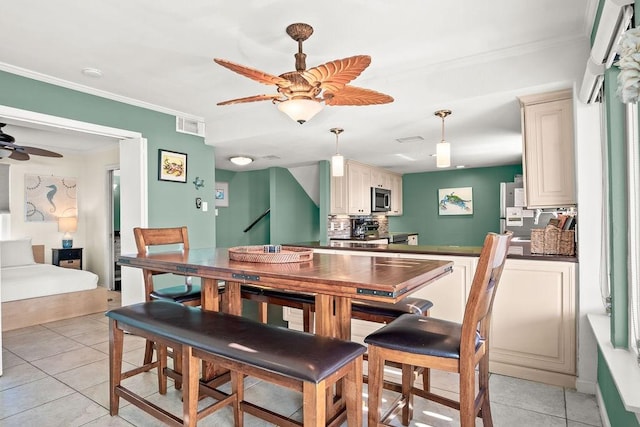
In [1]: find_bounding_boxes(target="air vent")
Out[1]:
[395,136,424,143]
[262,155,281,161]
[176,116,206,137]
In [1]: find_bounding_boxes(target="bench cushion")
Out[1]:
[364,313,479,359]
[106,300,365,383]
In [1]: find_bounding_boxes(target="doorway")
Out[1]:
[109,169,121,291]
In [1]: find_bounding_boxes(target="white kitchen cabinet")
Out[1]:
[370,168,391,189]
[518,89,576,208]
[329,160,403,216]
[346,161,371,215]
[490,259,576,387]
[388,172,403,216]
[407,234,418,245]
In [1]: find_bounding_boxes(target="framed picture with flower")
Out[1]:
[158,149,187,183]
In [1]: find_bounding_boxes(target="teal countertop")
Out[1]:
[286,241,577,263]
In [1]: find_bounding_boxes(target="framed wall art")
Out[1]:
[215,182,229,207]
[25,174,77,222]
[158,149,187,183]
[438,187,473,215]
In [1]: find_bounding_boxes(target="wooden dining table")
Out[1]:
[118,247,453,342]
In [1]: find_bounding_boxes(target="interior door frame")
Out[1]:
[0,104,148,294]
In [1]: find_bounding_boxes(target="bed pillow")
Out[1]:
[1,238,36,268]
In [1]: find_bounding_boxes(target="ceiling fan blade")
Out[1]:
[8,150,29,161]
[217,94,284,106]
[323,85,394,106]
[214,58,293,88]
[21,146,63,158]
[302,55,372,93]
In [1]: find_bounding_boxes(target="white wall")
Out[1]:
[4,144,119,285]
[574,95,606,394]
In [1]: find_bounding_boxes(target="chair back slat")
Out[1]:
[461,232,512,350]
[134,226,189,254]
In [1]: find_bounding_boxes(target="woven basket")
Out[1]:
[228,246,314,264]
[531,226,574,255]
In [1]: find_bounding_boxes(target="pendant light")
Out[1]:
[434,109,452,168]
[330,128,345,177]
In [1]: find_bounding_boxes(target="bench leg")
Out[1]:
[367,345,384,427]
[232,371,243,427]
[402,363,414,425]
[143,339,154,365]
[109,319,124,416]
[345,356,363,427]
[182,345,199,427]
[158,344,168,395]
[303,380,327,427]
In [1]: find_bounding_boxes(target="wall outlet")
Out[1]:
[330,222,335,230]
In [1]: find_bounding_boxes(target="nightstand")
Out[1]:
[52,247,83,270]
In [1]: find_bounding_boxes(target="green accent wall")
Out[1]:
[389,164,523,246]
[0,70,216,248]
[597,350,640,427]
[604,67,629,348]
[269,167,320,245]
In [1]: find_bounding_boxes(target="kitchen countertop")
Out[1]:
[287,240,577,262]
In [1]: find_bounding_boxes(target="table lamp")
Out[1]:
[58,217,77,249]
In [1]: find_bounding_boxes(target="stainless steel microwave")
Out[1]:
[371,187,391,212]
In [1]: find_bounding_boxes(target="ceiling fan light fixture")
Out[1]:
[330,128,345,177]
[277,99,324,124]
[434,109,452,169]
[229,156,253,166]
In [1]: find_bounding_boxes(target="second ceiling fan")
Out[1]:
[214,23,394,124]
[0,123,63,161]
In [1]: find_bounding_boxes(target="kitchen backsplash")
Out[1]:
[327,216,388,238]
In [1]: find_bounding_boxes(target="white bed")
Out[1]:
[1,238,108,331]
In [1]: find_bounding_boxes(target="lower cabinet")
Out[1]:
[283,248,577,387]
[490,259,576,387]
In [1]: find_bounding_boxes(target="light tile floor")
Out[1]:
[0,291,603,426]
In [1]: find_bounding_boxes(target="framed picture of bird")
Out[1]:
[438,187,473,215]
[24,174,77,222]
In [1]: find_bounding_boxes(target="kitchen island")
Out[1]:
[285,240,578,388]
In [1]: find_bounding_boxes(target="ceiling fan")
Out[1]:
[0,123,63,161]
[214,23,394,124]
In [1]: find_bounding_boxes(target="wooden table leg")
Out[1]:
[334,296,352,341]
[222,281,242,315]
[201,278,220,380]
[315,294,335,338]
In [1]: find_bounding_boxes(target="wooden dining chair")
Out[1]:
[133,226,201,377]
[365,231,512,427]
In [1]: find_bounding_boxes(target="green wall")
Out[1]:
[0,70,216,248]
[214,169,271,248]
[597,350,640,427]
[389,164,523,246]
[269,167,320,245]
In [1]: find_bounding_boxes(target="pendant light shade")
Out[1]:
[277,99,324,124]
[330,128,345,177]
[434,109,452,168]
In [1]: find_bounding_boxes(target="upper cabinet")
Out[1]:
[330,160,403,216]
[518,89,576,208]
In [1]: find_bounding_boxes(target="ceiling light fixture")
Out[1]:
[81,67,103,78]
[229,156,253,166]
[434,109,452,168]
[330,128,345,177]
[277,99,324,124]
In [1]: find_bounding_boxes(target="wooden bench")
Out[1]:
[107,300,365,427]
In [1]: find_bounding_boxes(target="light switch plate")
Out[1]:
[202,201,208,212]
